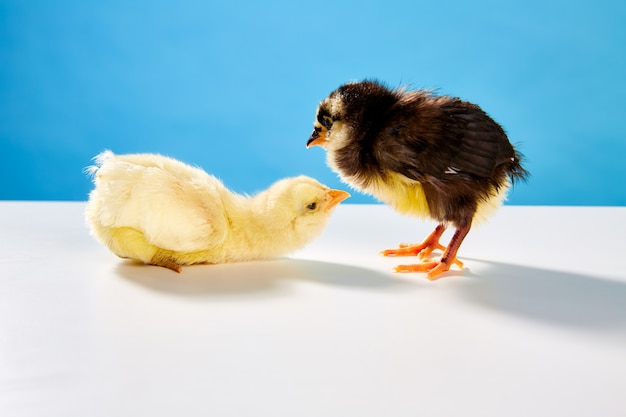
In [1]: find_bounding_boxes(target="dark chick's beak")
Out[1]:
[306,128,328,148]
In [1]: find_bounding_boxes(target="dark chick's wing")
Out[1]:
[376,123,446,182]
[439,103,513,178]
[378,102,512,182]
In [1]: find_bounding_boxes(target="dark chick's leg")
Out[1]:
[394,223,470,280]
[381,224,447,258]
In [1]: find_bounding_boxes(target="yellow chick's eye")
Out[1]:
[306,202,317,210]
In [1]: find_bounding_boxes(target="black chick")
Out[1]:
[306,80,528,279]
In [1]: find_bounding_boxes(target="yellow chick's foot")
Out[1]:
[150,253,183,273]
[393,257,464,280]
[380,224,446,259]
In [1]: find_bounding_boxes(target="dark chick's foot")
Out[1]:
[381,241,446,258]
[393,257,464,280]
[381,224,447,259]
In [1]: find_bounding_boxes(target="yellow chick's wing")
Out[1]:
[86,151,229,257]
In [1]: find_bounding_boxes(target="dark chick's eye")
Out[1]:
[321,117,332,129]
[317,110,334,129]
[306,202,317,210]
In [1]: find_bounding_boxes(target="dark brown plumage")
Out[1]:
[306,80,528,279]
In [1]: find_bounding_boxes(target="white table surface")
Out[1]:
[1,202,625,417]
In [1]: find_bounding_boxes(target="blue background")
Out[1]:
[1,0,625,205]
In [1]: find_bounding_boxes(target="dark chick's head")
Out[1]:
[306,80,400,151]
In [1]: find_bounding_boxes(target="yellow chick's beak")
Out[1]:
[306,128,328,148]
[325,189,350,212]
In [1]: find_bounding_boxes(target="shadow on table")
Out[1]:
[116,256,626,334]
[115,258,413,297]
[459,259,626,332]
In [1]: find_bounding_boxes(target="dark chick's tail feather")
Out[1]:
[509,149,530,185]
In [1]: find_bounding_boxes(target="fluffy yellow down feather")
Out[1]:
[85,151,349,272]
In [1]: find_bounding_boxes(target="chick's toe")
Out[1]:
[394,257,464,280]
[381,242,446,258]
[150,252,183,273]
[380,224,446,258]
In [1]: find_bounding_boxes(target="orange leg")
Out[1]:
[380,224,447,259]
[393,223,470,280]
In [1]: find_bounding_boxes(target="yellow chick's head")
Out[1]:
[257,176,350,248]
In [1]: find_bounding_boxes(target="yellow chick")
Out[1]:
[85,151,350,272]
